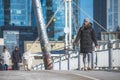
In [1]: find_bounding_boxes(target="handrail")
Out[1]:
[32,40,120,70]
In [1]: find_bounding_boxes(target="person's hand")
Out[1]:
[95,46,99,49]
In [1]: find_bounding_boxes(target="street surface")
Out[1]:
[0,70,120,80]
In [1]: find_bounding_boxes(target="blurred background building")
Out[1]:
[0,0,120,54]
[107,0,120,32]
[93,0,107,40]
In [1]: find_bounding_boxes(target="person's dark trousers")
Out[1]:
[3,64,8,70]
[0,63,3,71]
[13,62,19,70]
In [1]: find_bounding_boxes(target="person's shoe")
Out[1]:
[87,67,92,70]
[83,67,87,71]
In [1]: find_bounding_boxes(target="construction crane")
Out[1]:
[32,0,52,70]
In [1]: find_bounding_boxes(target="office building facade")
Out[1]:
[0,0,4,26]
[52,0,65,41]
[0,0,31,26]
[93,0,107,40]
[0,26,38,54]
[107,0,119,32]
[119,1,120,28]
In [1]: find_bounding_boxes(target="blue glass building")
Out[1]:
[107,0,119,31]
[10,0,31,26]
[0,0,32,26]
[52,0,65,41]
[0,0,4,26]
[94,0,107,40]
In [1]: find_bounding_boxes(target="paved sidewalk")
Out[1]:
[0,70,120,80]
[0,71,93,80]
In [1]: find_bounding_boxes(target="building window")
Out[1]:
[16,10,21,14]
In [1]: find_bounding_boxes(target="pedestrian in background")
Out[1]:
[1,46,11,70]
[74,18,98,70]
[11,46,21,70]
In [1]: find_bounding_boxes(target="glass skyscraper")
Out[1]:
[93,0,107,40]
[52,0,65,41]
[0,0,4,26]
[31,0,55,40]
[0,0,31,26]
[107,0,119,31]
[0,0,79,41]
[10,0,31,26]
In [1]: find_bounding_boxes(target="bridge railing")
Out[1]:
[32,40,120,70]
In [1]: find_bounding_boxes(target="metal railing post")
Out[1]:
[59,55,61,70]
[41,64,43,70]
[108,40,113,69]
[91,52,94,69]
[52,57,54,70]
[78,53,81,70]
[67,51,70,70]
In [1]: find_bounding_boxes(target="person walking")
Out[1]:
[11,46,21,70]
[1,46,11,70]
[74,18,98,70]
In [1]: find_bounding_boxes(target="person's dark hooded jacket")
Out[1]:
[75,23,98,53]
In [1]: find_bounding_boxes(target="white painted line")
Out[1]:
[72,73,100,80]
[49,70,100,80]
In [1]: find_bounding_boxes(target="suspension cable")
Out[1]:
[46,0,64,28]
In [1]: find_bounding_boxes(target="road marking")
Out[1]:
[49,70,100,80]
[72,73,100,80]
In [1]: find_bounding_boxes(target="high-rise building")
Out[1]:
[3,0,10,26]
[10,0,31,26]
[0,0,4,26]
[31,0,55,40]
[118,1,120,27]
[46,0,54,40]
[107,0,119,31]
[52,0,65,41]
[72,0,79,34]
[0,0,38,54]
[0,0,32,26]
[93,0,107,40]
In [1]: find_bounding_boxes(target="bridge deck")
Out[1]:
[0,70,120,80]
